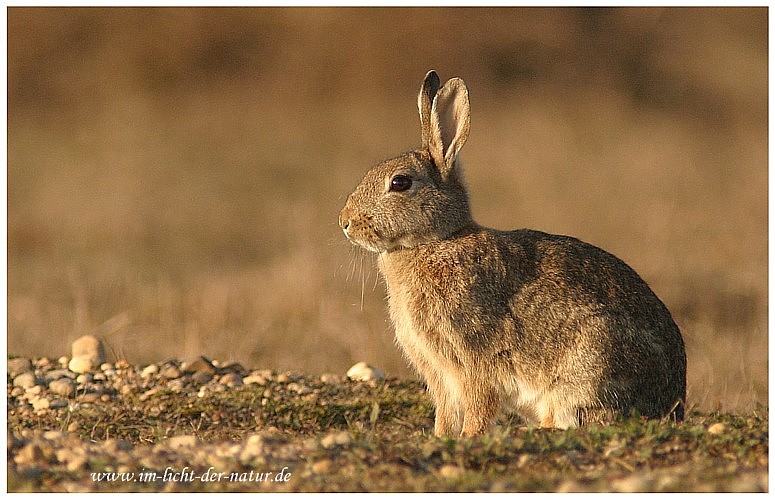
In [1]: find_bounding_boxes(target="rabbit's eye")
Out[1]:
[390,175,413,192]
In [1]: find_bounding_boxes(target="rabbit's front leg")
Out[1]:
[460,382,500,437]
[425,370,463,436]
[433,395,463,437]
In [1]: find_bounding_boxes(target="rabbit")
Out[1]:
[339,70,686,437]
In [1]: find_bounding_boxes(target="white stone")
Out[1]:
[320,431,352,449]
[346,361,384,381]
[68,356,95,374]
[70,335,105,366]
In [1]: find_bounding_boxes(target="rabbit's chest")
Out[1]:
[384,276,462,367]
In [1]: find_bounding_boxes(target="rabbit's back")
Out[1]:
[502,229,686,420]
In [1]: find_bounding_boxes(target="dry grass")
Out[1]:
[7,7,767,412]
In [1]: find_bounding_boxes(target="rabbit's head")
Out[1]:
[340,71,473,253]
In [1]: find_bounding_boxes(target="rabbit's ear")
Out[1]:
[418,70,441,149]
[429,77,470,176]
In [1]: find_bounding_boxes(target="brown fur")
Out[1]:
[339,71,686,436]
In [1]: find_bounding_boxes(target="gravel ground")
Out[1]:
[7,354,769,493]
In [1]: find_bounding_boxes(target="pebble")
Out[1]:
[68,357,95,374]
[70,335,105,366]
[13,372,37,389]
[320,373,343,384]
[181,356,216,375]
[612,473,655,492]
[220,372,243,387]
[312,459,333,474]
[25,384,43,396]
[31,396,50,411]
[191,371,213,386]
[49,378,76,398]
[8,357,33,377]
[287,382,312,395]
[141,364,159,377]
[320,431,352,449]
[46,369,76,381]
[346,362,384,382]
[15,442,45,464]
[56,447,88,472]
[707,422,727,435]
[244,373,268,385]
[166,434,199,449]
[76,374,92,385]
[159,365,181,379]
[438,464,463,479]
[104,438,132,454]
[35,357,53,369]
[240,434,267,462]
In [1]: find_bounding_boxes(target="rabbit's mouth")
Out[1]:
[343,227,414,254]
[343,232,394,254]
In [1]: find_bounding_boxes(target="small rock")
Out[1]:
[191,370,213,386]
[220,361,248,375]
[612,473,654,493]
[438,464,463,479]
[76,373,92,385]
[181,356,216,375]
[240,434,268,462]
[707,422,727,435]
[56,447,88,472]
[159,365,181,379]
[140,387,159,401]
[220,372,243,387]
[320,373,342,384]
[604,438,626,458]
[35,357,53,369]
[8,357,33,377]
[46,369,76,381]
[244,374,268,385]
[31,397,50,411]
[287,382,312,395]
[25,384,43,395]
[115,360,130,370]
[49,398,69,409]
[312,459,333,474]
[49,378,77,398]
[70,335,105,366]
[346,362,384,382]
[166,435,198,449]
[57,356,70,367]
[141,364,159,378]
[555,480,584,493]
[68,357,95,374]
[43,430,64,440]
[15,442,45,465]
[104,438,132,454]
[320,431,352,449]
[276,373,290,383]
[100,363,114,372]
[77,393,101,403]
[13,372,37,389]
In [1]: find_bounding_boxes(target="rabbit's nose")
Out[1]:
[339,210,351,232]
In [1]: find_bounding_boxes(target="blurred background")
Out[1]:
[8,7,767,412]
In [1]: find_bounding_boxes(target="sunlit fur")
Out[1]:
[340,71,686,437]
